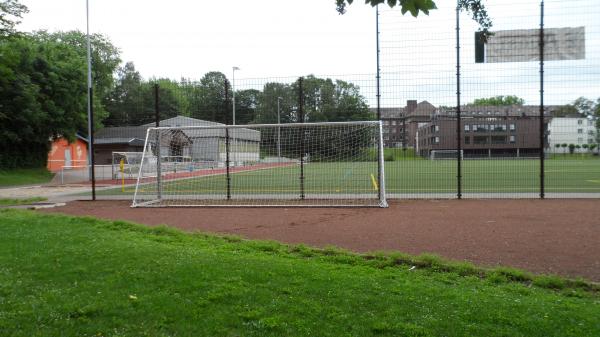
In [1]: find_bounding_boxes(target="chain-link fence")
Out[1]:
[86,0,599,201]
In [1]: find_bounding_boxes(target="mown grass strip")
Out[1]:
[0,197,47,206]
[0,168,54,187]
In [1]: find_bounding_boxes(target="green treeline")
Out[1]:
[0,31,372,169]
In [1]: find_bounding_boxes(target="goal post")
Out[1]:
[132,121,388,207]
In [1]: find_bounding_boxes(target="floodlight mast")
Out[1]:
[277,96,283,160]
[86,0,96,200]
[232,66,240,125]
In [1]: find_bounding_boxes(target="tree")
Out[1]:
[103,62,145,126]
[293,75,373,123]
[561,143,568,156]
[256,82,295,124]
[196,71,229,123]
[0,0,28,36]
[33,30,122,128]
[0,36,88,167]
[573,97,595,116]
[234,89,261,125]
[336,0,492,40]
[568,144,576,155]
[469,95,525,106]
[553,104,580,117]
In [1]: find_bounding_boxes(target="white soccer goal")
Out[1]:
[430,149,464,160]
[132,121,387,207]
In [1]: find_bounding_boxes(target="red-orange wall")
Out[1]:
[47,138,88,172]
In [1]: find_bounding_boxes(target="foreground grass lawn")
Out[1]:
[0,168,54,187]
[1,210,599,337]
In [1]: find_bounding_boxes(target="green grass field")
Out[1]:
[0,197,47,206]
[1,209,598,336]
[0,168,54,187]
[121,158,600,198]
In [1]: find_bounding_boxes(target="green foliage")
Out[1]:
[33,30,121,123]
[102,62,146,126]
[0,0,28,36]
[1,209,599,337]
[469,95,525,106]
[0,30,120,168]
[573,97,595,116]
[568,144,576,154]
[336,0,492,40]
[553,104,580,117]
[336,0,438,17]
[0,36,84,167]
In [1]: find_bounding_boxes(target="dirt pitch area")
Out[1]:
[42,199,600,282]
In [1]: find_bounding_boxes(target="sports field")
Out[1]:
[116,158,600,200]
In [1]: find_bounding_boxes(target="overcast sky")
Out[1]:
[17,0,599,107]
[18,0,377,79]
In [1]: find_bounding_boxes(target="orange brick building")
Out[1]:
[47,135,88,172]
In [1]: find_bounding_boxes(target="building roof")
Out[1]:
[437,105,561,117]
[94,126,148,146]
[408,101,436,117]
[369,107,405,119]
[95,116,261,145]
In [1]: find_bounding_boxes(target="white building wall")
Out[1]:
[548,117,597,153]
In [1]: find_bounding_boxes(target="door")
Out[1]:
[64,148,72,168]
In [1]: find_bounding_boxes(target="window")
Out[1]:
[464,136,470,144]
[464,124,470,132]
[589,139,595,144]
[589,120,594,126]
[578,120,583,125]
[491,124,504,132]
[474,136,488,144]
[392,121,396,126]
[491,136,507,144]
[578,138,583,144]
[434,137,440,144]
[435,125,440,132]
[509,124,516,131]
[577,129,583,134]
[509,135,516,143]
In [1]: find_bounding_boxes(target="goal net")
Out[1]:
[112,152,147,179]
[430,149,464,160]
[113,152,195,180]
[132,121,387,207]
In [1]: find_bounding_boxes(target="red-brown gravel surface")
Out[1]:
[42,199,600,281]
